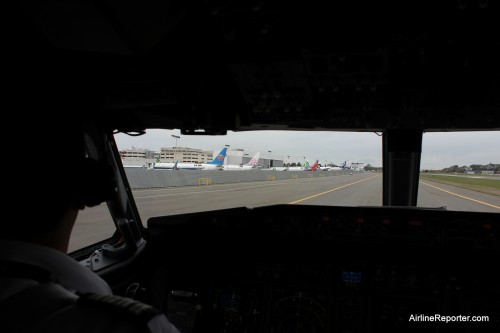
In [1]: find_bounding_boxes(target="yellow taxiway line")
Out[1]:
[288,174,380,204]
[420,181,500,210]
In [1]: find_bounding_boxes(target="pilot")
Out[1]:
[0,115,180,333]
[2,4,180,330]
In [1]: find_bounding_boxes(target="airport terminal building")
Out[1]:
[159,147,214,163]
[119,146,285,169]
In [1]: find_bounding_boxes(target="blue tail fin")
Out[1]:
[207,147,227,165]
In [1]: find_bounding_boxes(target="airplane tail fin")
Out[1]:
[244,152,260,167]
[309,160,319,171]
[207,147,227,165]
[303,159,319,171]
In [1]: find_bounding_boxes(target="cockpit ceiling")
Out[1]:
[18,1,500,132]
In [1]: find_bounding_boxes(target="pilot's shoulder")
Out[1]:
[77,293,179,333]
[77,292,180,333]
[1,280,179,333]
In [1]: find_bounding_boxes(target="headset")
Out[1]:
[80,157,117,208]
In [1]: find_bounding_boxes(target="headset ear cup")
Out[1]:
[81,159,117,207]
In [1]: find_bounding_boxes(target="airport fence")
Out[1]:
[124,168,353,189]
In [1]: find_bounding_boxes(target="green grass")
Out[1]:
[420,174,500,197]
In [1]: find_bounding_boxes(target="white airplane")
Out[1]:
[225,152,260,170]
[285,166,303,171]
[330,161,350,170]
[153,147,227,170]
[268,166,289,171]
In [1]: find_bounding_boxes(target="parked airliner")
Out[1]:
[153,147,227,170]
[330,161,349,170]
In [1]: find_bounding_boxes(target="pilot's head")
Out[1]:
[7,118,86,234]
[4,115,115,250]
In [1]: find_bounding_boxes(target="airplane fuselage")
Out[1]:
[153,162,223,170]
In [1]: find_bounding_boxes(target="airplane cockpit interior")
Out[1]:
[6,1,500,332]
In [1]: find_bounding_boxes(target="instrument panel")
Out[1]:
[146,205,500,332]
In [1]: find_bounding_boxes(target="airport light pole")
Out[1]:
[268,150,272,168]
[171,135,180,147]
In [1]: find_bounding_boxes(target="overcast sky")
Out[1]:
[114,129,500,170]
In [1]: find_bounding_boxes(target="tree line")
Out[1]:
[423,163,500,173]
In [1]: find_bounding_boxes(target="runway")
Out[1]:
[70,173,499,252]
